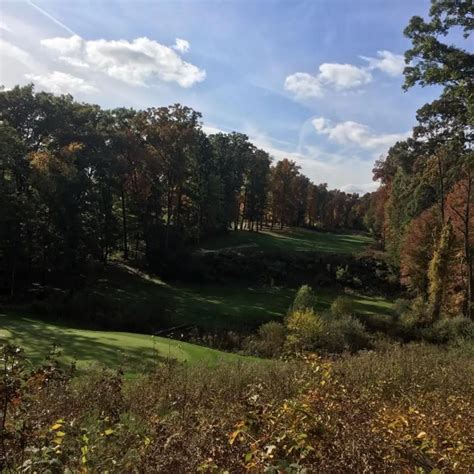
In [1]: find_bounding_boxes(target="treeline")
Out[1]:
[0,86,366,293]
[364,2,473,319]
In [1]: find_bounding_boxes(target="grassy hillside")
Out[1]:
[0,312,246,374]
[199,228,373,254]
[83,264,394,332]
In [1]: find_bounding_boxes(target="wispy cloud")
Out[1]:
[360,50,405,76]
[312,117,409,151]
[25,70,97,94]
[0,38,36,69]
[173,38,190,54]
[27,0,77,35]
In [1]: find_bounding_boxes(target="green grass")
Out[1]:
[0,312,246,374]
[199,228,373,254]
[88,264,296,331]
[93,265,394,331]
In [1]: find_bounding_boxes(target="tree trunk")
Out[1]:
[121,185,128,259]
[464,173,472,319]
[437,153,445,222]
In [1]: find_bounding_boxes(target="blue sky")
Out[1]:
[0,0,439,192]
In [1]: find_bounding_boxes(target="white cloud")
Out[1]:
[312,117,409,151]
[25,71,97,94]
[173,38,190,53]
[285,62,371,99]
[318,63,371,89]
[0,39,35,68]
[58,56,90,68]
[285,50,404,100]
[312,117,329,132]
[41,35,205,87]
[203,122,379,193]
[42,35,83,55]
[202,124,228,135]
[361,50,405,76]
[341,183,378,194]
[284,72,323,99]
[0,20,12,32]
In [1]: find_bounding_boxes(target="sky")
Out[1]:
[0,0,440,193]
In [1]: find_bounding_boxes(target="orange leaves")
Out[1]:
[400,206,441,294]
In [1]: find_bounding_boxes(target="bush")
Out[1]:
[290,285,317,312]
[330,296,354,318]
[398,296,431,340]
[285,308,371,354]
[393,298,411,319]
[286,309,324,352]
[314,316,371,354]
[423,316,474,344]
[245,321,287,357]
[335,264,350,282]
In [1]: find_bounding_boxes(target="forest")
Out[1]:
[1,1,473,472]
[0,85,369,293]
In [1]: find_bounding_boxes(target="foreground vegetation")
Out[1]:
[3,342,473,472]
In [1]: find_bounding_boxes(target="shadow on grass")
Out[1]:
[200,229,373,254]
[0,313,170,372]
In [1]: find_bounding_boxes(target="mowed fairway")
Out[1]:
[0,313,246,374]
[199,228,373,254]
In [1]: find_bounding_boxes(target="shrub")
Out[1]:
[335,264,350,282]
[393,298,411,319]
[398,296,431,340]
[330,296,354,318]
[316,316,371,353]
[360,312,396,334]
[246,321,287,357]
[423,316,474,344]
[290,285,317,312]
[286,309,324,352]
[329,316,371,352]
[285,308,371,354]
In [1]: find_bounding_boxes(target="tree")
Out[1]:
[269,159,300,228]
[400,206,442,296]
[428,219,454,321]
[210,132,253,230]
[0,85,371,293]
[403,2,473,91]
[240,148,270,231]
[446,174,474,318]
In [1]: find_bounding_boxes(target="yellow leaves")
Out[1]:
[416,431,427,440]
[61,141,84,158]
[29,151,52,172]
[388,415,409,429]
[50,419,66,445]
[196,457,219,472]
[28,142,82,180]
[229,423,245,445]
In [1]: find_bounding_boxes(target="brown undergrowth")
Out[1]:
[1,342,473,472]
